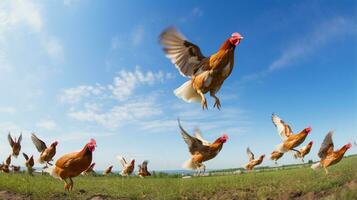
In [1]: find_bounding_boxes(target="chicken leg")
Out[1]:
[210,91,221,110]
[197,90,207,110]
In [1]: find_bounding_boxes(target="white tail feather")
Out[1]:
[43,166,61,180]
[174,80,201,103]
[275,143,288,153]
[311,162,321,170]
[182,159,198,170]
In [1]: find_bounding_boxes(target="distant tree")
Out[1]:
[308,160,313,164]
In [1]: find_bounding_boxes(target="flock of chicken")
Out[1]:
[0,27,355,191]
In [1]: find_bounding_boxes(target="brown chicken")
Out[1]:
[23,153,35,174]
[8,133,22,157]
[117,156,135,176]
[45,139,96,191]
[31,133,58,167]
[138,160,151,177]
[270,150,284,164]
[11,165,20,172]
[82,162,96,175]
[245,147,265,170]
[160,27,243,110]
[103,165,113,176]
[272,114,311,153]
[1,155,11,173]
[311,131,352,174]
[293,141,313,162]
[178,119,228,175]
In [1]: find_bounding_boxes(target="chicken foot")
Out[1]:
[210,91,221,110]
[197,90,207,110]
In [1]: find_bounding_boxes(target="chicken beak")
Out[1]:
[240,36,244,40]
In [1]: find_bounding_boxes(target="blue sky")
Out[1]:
[0,0,355,171]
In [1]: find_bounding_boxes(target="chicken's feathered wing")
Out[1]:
[8,133,14,147]
[272,114,293,141]
[142,160,149,171]
[194,128,211,145]
[116,156,128,167]
[178,119,205,154]
[55,152,81,169]
[318,131,334,159]
[22,153,29,160]
[246,147,255,161]
[160,27,206,78]
[5,155,11,165]
[31,133,47,152]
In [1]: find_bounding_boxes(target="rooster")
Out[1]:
[178,119,228,175]
[160,27,243,110]
[270,150,284,164]
[45,139,96,191]
[245,147,265,170]
[8,132,22,158]
[138,160,151,177]
[82,162,96,175]
[293,141,313,163]
[311,131,351,174]
[31,133,58,168]
[23,153,35,174]
[103,165,113,176]
[117,156,135,176]
[272,114,311,153]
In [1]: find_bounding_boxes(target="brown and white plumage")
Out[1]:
[178,119,228,175]
[311,131,352,174]
[117,155,135,176]
[23,153,35,174]
[272,114,311,153]
[245,147,265,170]
[293,141,313,162]
[138,160,151,177]
[8,133,22,158]
[31,133,58,167]
[103,165,113,176]
[160,27,243,109]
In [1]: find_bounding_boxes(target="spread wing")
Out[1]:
[159,27,206,78]
[8,133,14,147]
[18,133,22,144]
[272,114,293,141]
[246,147,255,161]
[142,160,149,171]
[318,131,334,159]
[178,119,204,154]
[31,133,47,152]
[194,128,211,145]
[22,153,29,160]
[116,155,127,167]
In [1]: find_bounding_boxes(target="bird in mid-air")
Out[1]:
[311,131,351,174]
[31,133,58,168]
[117,155,135,176]
[178,119,228,175]
[103,165,113,176]
[293,141,313,163]
[8,132,22,158]
[45,139,97,191]
[272,114,311,153]
[245,147,265,170]
[160,27,243,110]
[23,153,35,174]
[138,160,151,178]
[270,150,284,164]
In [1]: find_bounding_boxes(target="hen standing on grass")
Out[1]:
[293,141,313,163]
[0,155,11,173]
[45,139,96,191]
[311,131,351,174]
[31,133,58,168]
[160,27,243,110]
[23,153,35,174]
[272,114,311,153]
[178,119,228,175]
[245,147,265,170]
[117,156,135,176]
[138,160,151,177]
[8,133,22,158]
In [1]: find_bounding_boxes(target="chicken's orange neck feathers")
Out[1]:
[219,39,235,51]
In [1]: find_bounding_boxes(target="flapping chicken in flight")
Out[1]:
[8,133,22,158]
[160,27,243,110]
[245,147,265,170]
[138,160,151,177]
[103,165,113,176]
[117,156,135,176]
[270,150,284,164]
[178,119,228,175]
[272,114,311,153]
[31,133,58,168]
[293,141,313,163]
[311,131,351,174]
[23,153,35,174]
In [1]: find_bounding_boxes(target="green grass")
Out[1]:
[0,156,356,200]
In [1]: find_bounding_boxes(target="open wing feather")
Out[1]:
[194,128,211,145]
[246,147,255,161]
[178,119,203,154]
[272,114,293,141]
[31,133,47,152]
[8,133,14,147]
[318,131,334,159]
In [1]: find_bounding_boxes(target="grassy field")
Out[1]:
[0,156,356,200]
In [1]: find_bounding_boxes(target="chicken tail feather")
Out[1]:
[182,159,198,170]
[275,143,288,153]
[174,80,201,103]
[43,166,61,180]
[311,162,321,170]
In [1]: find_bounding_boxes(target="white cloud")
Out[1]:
[60,84,105,104]
[179,7,204,23]
[240,17,356,83]
[44,37,64,61]
[63,0,80,7]
[36,119,57,130]
[0,106,16,114]
[131,26,144,46]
